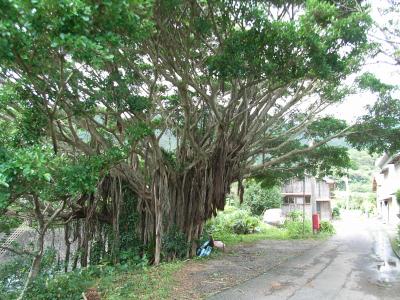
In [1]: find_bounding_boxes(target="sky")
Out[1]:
[328,0,399,123]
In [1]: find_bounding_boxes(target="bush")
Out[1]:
[286,211,304,222]
[162,225,189,259]
[284,220,312,238]
[0,215,22,234]
[319,221,335,234]
[207,206,262,236]
[332,207,340,219]
[242,181,282,216]
[0,245,152,300]
[0,249,63,299]
[0,256,31,299]
[25,269,95,300]
[231,215,260,234]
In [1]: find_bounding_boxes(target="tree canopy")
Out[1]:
[0,0,378,270]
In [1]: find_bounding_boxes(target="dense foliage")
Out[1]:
[348,73,400,155]
[334,149,377,213]
[319,220,336,234]
[207,206,262,236]
[242,181,282,216]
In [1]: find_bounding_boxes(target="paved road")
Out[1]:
[209,214,400,300]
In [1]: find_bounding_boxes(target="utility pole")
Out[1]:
[308,139,318,234]
[344,175,350,210]
[302,176,306,236]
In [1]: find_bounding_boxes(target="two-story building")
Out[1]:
[373,153,400,224]
[281,177,335,220]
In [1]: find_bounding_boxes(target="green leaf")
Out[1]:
[43,173,52,182]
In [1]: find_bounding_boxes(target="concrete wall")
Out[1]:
[374,155,400,224]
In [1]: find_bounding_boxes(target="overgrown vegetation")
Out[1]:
[242,181,282,216]
[320,221,336,235]
[207,206,265,236]
[0,251,181,300]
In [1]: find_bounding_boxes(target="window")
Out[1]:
[305,196,311,204]
[382,168,389,179]
[284,196,295,204]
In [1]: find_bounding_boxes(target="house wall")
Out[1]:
[375,156,400,224]
[282,203,312,218]
[317,201,332,220]
[282,178,331,200]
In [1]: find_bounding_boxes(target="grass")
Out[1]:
[212,223,332,246]
[213,226,289,245]
[390,237,400,258]
[97,261,184,300]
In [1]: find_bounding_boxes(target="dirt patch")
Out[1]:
[173,239,323,299]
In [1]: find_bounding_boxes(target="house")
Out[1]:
[281,177,335,221]
[373,153,400,224]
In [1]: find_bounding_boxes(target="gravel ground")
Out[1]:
[173,239,324,299]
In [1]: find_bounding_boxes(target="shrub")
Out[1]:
[0,215,22,234]
[286,211,303,222]
[242,181,282,216]
[332,207,340,219]
[319,221,335,234]
[231,215,260,234]
[0,249,62,299]
[0,255,31,299]
[25,269,95,300]
[207,206,262,236]
[162,225,189,259]
[284,220,312,238]
[396,190,400,206]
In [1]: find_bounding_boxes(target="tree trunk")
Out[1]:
[17,233,45,300]
[80,227,89,268]
[153,169,164,265]
[148,145,237,262]
[111,177,121,264]
[72,222,81,271]
[64,223,71,273]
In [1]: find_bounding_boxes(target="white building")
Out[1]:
[373,153,400,224]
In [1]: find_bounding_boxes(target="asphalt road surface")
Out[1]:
[209,213,400,300]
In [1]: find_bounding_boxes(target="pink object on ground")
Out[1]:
[214,240,225,251]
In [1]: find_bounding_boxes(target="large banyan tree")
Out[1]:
[0,0,374,264]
